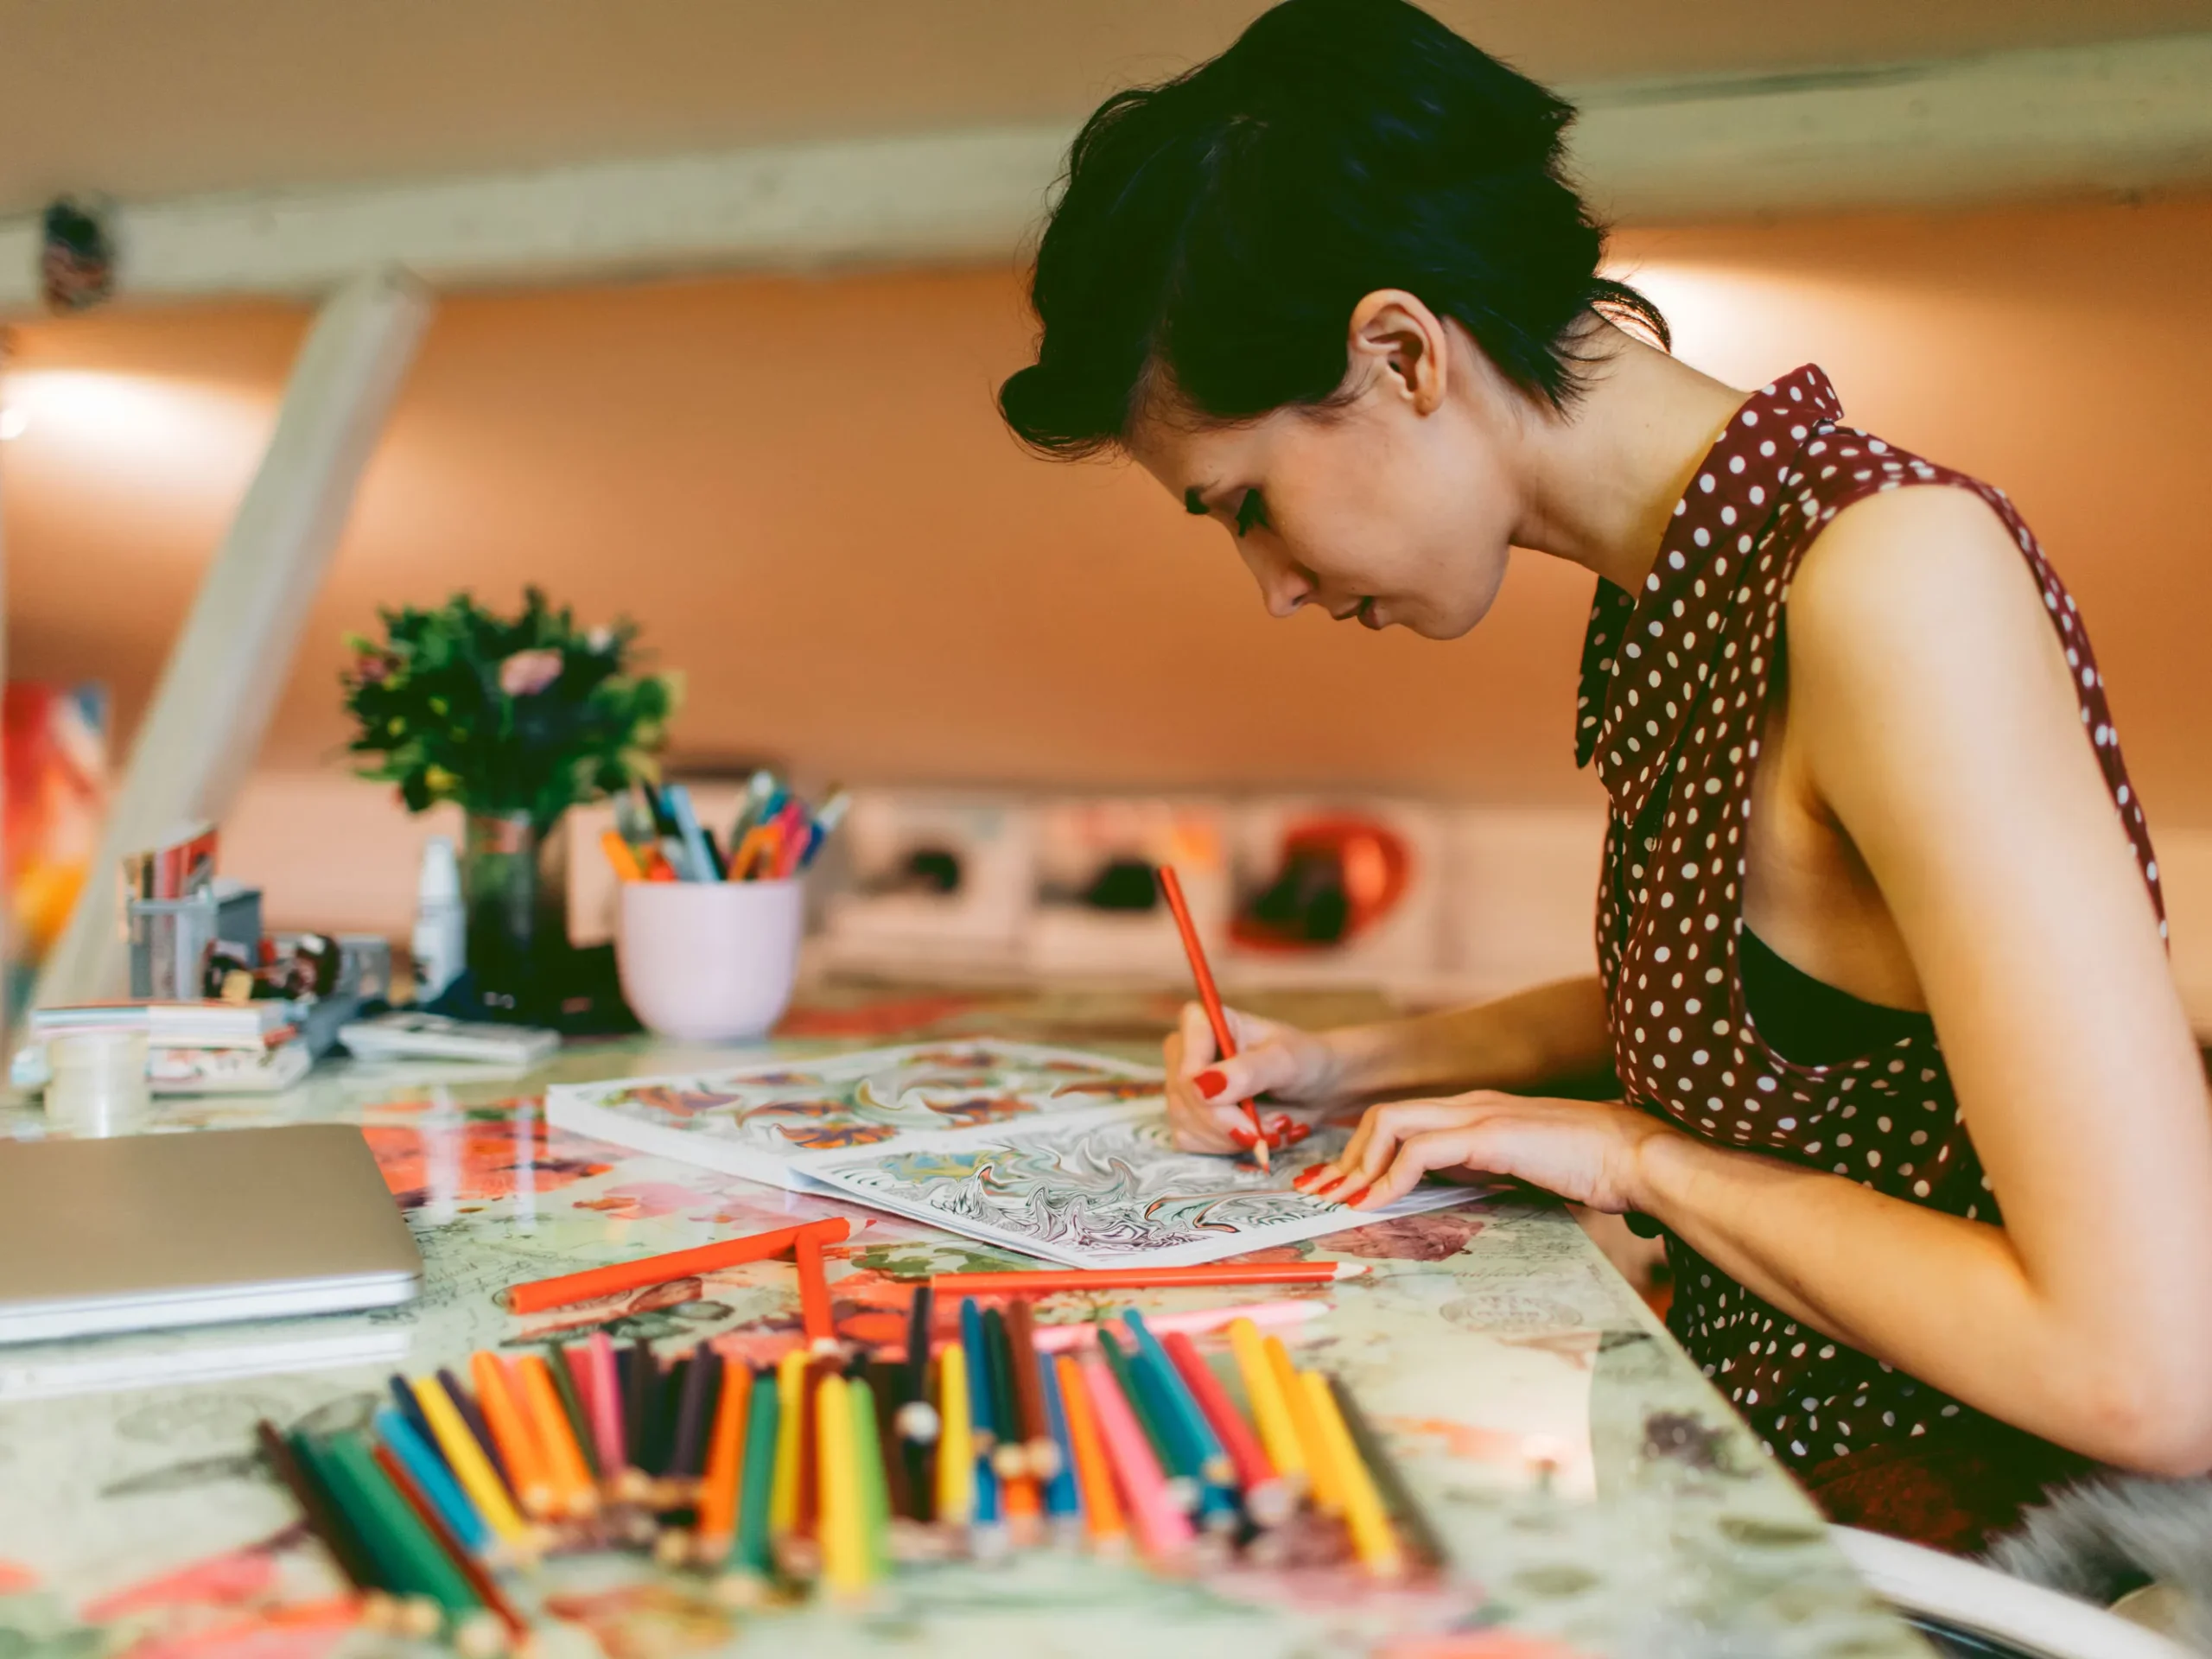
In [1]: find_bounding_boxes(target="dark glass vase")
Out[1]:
[461,810,569,1020]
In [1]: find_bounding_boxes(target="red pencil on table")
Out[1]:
[1156,865,1270,1172]
[794,1224,838,1352]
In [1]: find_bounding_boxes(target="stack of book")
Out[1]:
[24,1000,312,1094]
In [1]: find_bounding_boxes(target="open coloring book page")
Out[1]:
[545,1040,1162,1191]
[549,1039,1491,1268]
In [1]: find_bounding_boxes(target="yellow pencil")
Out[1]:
[696,1358,751,1562]
[934,1344,976,1527]
[1268,1337,1339,1514]
[1305,1371,1404,1579]
[817,1375,862,1596]
[410,1375,531,1554]
[1230,1319,1306,1490]
[768,1348,808,1537]
[517,1352,599,1518]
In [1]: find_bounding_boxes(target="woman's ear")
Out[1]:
[1347,289,1451,415]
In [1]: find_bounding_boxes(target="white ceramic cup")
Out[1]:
[616,879,804,1042]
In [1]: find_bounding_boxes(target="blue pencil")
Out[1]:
[663,784,723,880]
[1035,1343,1082,1523]
[372,1408,490,1555]
[1123,1312,1233,1485]
[960,1298,999,1454]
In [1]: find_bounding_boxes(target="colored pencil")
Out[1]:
[302,1435,442,1636]
[817,1375,861,1596]
[625,1341,658,1491]
[1079,1357,1192,1560]
[373,1408,491,1556]
[1123,1313,1231,1487]
[902,1284,935,1397]
[543,1346,601,1483]
[1328,1372,1448,1571]
[1306,1371,1404,1580]
[469,1352,556,1520]
[924,1262,1363,1294]
[516,1353,598,1517]
[982,1306,1026,1480]
[1052,1357,1124,1550]
[728,1367,782,1586]
[934,1343,976,1527]
[1035,1344,1082,1526]
[958,1299,998,1456]
[696,1359,751,1559]
[257,1421,381,1599]
[793,1225,838,1351]
[863,1360,913,1523]
[768,1349,807,1537]
[326,1433,481,1622]
[435,1369,512,1503]
[600,829,645,882]
[505,1217,850,1314]
[1229,1319,1306,1491]
[651,1355,690,1481]
[387,1375,441,1459]
[793,1357,829,1560]
[1096,1330,1195,1509]
[1270,1340,1338,1515]
[670,1344,721,1488]
[849,1371,892,1580]
[369,1440,522,1654]
[584,1332,626,1486]
[1004,1299,1061,1481]
[1158,864,1269,1171]
[1167,1336,1274,1503]
[410,1377,531,1555]
[1032,1298,1325,1354]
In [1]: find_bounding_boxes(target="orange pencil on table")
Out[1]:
[794,1225,837,1352]
[924,1262,1363,1295]
[516,1353,599,1518]
[505,1217,852,1314]
[600,830,645,882]
[1054,1354,1125,1551]
[470,1351,556,1520]
[696,1358,752,1562]
[1157,864,1270,1172]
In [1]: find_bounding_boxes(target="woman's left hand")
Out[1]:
[1295,1091,1678,1214]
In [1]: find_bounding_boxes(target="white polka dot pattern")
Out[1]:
[1573,364,2165,1478]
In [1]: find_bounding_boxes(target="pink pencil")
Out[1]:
[1032,1299,1324,1354]
[587,1330,626,1478]
[1081,1356,1193,1561]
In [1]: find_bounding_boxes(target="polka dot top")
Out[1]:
[1575,364,2164,1477]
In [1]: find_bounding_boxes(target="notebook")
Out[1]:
[0,1124,422,1344]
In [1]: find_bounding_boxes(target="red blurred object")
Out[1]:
[1230,815,1411,952]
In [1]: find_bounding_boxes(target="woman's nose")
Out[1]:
[1248,545,1314,619]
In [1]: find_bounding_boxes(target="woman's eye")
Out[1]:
[1234,489,1268,538]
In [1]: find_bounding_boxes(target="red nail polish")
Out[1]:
[1193,1071,1227,1100]
[1230,1127,1257,1148]
[1336,1185,1371,1208]
[1284,1123,1313,1145]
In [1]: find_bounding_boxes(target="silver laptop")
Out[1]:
[0,1123,422,1344]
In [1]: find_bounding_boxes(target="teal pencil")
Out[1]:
[1123,1313,1234,1486]
[372,1408,491,1555]
[726,1368,782,1588]
[1096,1331,1199,1513]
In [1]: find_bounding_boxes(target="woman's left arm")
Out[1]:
[1325,488,2212,1473]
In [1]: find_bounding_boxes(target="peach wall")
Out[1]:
[5,194,2212,823]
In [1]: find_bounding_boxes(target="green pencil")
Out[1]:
[301,1434,442,1636]
[323,1433,484,1622]
[849,1370,892,1580]
[1097,1331,1200,1510]
[727,1368,782,1589]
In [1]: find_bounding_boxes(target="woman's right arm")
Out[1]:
[1166,974,1617,1152]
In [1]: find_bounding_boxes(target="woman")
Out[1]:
[996,0,2212,1552]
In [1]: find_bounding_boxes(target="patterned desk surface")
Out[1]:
[0,988,1928,1659]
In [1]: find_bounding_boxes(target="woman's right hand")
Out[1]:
[1163,1001,1350,1154]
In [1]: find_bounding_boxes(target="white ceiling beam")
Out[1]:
[3,32,2212,315]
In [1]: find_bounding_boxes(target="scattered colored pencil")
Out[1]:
[1052,1357,1125,1551]
[728,1366,782,1588]
[256,1420,384,1606]
[469,1351,556,1520]
[1158,863,1269,1171]
[1328,1371,1450,1570]
[696,1359,752,1560]
[410,1378,531,1555]
[1080,1355,1192,1560]
[1230,1319,1307,1491]
[1163,1330,1290,1525]
[506,1217,851,1314]
[793,1225,838,1352]
[1306,1370,1405,1580]
[935,1341,976,1527]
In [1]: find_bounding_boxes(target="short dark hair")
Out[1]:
[998,0,1665,458]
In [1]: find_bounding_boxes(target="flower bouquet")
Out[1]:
[341,588,680,1014]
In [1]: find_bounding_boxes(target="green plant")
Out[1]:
[340,588,680,828]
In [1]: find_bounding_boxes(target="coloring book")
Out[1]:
[546,1039,1484,1268]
